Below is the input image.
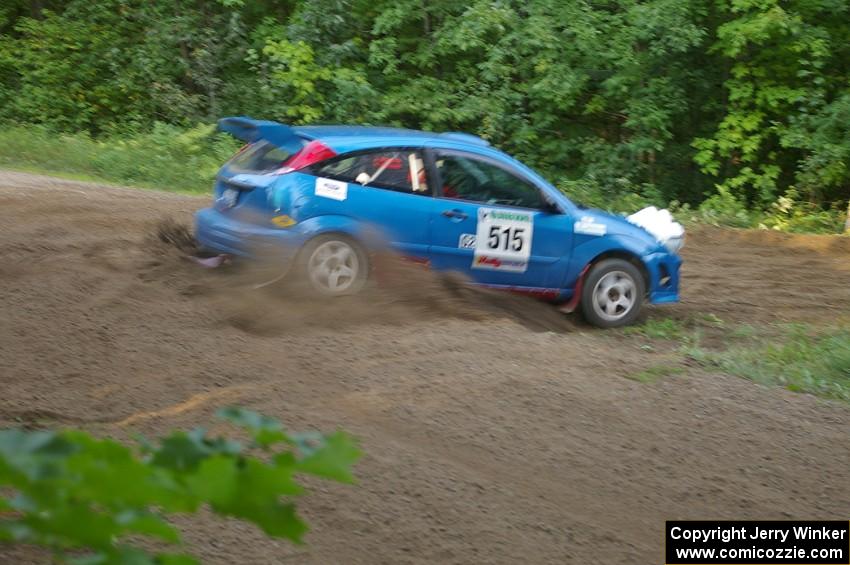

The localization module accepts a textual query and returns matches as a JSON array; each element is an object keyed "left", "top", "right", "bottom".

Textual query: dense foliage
[
  {"left": 0, "top": 408, "right": 360, "bottom": 564},
  {"left": 0, "top": 0, "right": 848, "bottom": 228}
]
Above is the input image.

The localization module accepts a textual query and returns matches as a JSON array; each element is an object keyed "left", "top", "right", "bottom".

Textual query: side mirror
[{"left": 541, "top": 198, "right": 562, "bottom": 214}]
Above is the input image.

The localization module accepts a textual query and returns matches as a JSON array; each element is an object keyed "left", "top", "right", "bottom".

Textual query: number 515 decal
[
  {"left": 488, "top": 225, "right": 525, "bottom": 252},
  {"left": 474, "top": 208, "right": 534, "bottom": 273}
]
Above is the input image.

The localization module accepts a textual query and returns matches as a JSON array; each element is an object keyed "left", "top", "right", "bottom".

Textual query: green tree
[
  {"left": 694, "top": 0, "right": 850, "bottom": 206},
  {"left": 0, "top": 0, "right": 848, "bottom": 223}
]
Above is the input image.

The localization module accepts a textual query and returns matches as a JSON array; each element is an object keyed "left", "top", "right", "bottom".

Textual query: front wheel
[
  {"left": 580, "top": 259, "right": 645, "bottom": 328},
  {"left": 299, "top": 234, "right": 369, "bottom": 296}
]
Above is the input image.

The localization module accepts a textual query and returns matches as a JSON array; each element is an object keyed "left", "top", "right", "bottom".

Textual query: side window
[
  {"left": 312, "top": 150, "right": 429, "bottom": 194},
  {"left": 435, "top": 154, "right": 544, "bottom": 209}
]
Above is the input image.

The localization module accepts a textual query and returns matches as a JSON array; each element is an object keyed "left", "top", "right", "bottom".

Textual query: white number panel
[{"left": 472, "top": 208, "right": 534, "bottom": 273}]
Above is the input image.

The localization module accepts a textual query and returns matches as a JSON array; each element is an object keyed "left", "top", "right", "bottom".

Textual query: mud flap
[
  {"left": 190, "top": 254, "right": 231, "bottom": 269},
  {"left": 558, "top": 265, "right": 590, "bottom": 314}
]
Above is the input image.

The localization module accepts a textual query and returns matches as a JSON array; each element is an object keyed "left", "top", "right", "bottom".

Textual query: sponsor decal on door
[
  {"left": 458, "top": 233, "right": 477, "bottom": 249},
  {"left": 315, "top": 177, "right": 348, "bottom": 201},
  {"left": 574, "top": 215, "right": 607, "bottom": 236},
  {"left": 472, "top": 208, "right": 533, "bottom": 273}
]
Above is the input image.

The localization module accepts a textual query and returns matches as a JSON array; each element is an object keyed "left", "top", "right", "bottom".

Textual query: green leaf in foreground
[
  {"left": 217, "top": 407, "right": 290, "bottom": 448},
  {"left": 0, "top": 408, "right": 360, "bottom": 562},
  {"left": 296, "top": 431, "right": 362, "bottom": 484}
]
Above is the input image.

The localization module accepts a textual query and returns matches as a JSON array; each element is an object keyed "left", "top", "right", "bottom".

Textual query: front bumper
[
  {"left": 194, "top": 207, "right": 307, "bottom": 260},
  {"left": 644, "top": 251, "right": 682, "bottom": 304}
]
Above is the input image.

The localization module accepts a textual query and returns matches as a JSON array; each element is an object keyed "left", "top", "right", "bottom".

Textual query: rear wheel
[
  {"left": 580, "top": 259, "right": 645, "bottom": 328},
  {"left": 299, "top": 234, "right": 369, "bottom": 296}
]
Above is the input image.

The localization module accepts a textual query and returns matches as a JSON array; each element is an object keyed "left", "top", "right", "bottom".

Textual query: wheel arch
[
  {"left": 587, "top": 249, "right": 650, "bottom": 295},
  {"left": 294, "top": 214, "right": 386, "bottom": 256}
]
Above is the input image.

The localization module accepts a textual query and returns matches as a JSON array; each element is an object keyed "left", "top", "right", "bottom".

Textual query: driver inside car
[{"left": 436, "top": 158, "right": 463, "bottom": 199}]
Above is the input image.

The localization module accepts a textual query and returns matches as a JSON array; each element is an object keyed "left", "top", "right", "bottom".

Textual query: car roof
[
  {"left": 289, "top": 124, "right": 568, "bottom": 208},
  {"left": 291, "top": 125, "right": 491, "bottom": 153}
]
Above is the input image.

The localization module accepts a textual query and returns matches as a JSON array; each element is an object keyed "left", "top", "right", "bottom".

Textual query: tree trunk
[{"left": 845, "top": 200, "right": 850, "bottom": 234}]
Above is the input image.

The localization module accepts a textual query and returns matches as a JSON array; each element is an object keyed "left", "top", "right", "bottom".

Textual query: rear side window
[
  {"left": 227, "top": 140, "right": 303, "bottom": 173},
  {"left": 311, "top": 150, "right": 430, "bottom": 194}
]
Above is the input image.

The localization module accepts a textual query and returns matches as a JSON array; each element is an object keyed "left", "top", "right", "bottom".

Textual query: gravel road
[{"left": 1, "top": 170, "right": 848, "bottom": 564}]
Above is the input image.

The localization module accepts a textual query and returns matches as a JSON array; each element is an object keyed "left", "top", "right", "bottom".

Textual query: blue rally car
[{"left": 195, "top": 117, "right": 682, "bottom": 327}]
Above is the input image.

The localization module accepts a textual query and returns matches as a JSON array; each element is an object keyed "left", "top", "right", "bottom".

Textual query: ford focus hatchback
[{"left": 195, "top": 117, "right": 682, "bottom": 327}]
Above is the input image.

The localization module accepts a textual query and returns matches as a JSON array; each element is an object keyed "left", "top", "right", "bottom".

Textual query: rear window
[{"left": 227, "top": 140, "right": 304, "bottom": 173}]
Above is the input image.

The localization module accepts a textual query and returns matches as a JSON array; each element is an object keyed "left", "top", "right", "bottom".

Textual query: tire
[
  {"left": 580, "top": 258, "right": 645, "bottom": 328},
  {"left": 297, "top": 234, "right": 369, "bottom": 297}
]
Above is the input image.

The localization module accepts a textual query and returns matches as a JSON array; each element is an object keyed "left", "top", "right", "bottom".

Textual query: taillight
[{"left": 274, "top": 140, "right": 337, "bottom": 174}]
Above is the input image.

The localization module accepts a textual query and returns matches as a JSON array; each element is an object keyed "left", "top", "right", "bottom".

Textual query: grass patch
[
  {"left": 693, "top": 325, "right": 850, "bottom": 401},
  {"left": 628, "top": 365, "right": 685, "bottom": 383},
  {"left": 728, "top": 324, "right": 758, "bottom": 339},
  {"left": 0, "top": 122, "right": 239, "bottom": 193},
  {"left": 693, "top": 312, "right": 725, "bottom": 328},
  {"left": 624, "top": 317, "right": 687, "bottom": 340}
]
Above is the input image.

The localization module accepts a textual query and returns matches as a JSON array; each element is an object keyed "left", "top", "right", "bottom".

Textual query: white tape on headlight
[{"left": 627, "top": 206, "right": 685, "bottom": 252}]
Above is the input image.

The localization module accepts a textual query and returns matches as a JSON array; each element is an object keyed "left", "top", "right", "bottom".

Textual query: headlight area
[{"left": 663, "top": 234, "right": 684, "bottom": 254}]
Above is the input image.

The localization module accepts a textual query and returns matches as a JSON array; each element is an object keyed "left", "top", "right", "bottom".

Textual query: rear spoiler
[{"left": 217, "top": 116, "right": 305, "bottom": 155}]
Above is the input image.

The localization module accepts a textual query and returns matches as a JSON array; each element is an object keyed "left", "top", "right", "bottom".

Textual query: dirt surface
[{"left": 1, "top": 170, "right": 849, "bottom": 564}]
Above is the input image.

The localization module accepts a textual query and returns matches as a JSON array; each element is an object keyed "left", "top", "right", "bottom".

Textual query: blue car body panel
[{"left": 196, "top": 118, "right": 681, "bottom": 304}]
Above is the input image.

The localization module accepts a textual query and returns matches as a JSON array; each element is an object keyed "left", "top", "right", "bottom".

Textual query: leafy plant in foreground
[{"left": 0, "top": 408, "right": 360, "bottom": 564}]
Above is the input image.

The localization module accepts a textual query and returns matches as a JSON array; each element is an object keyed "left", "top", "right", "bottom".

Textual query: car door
[
  {"left": 307, "top": 148, "right": 434, "bottom": 258},
  {"left": 427, "top": 149, "right": 573, "bottom": 289}
]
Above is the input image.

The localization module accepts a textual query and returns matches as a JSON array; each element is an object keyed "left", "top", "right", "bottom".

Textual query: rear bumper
[{"left": 194, "top": 207, "right": 307, "bottom": 259}]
